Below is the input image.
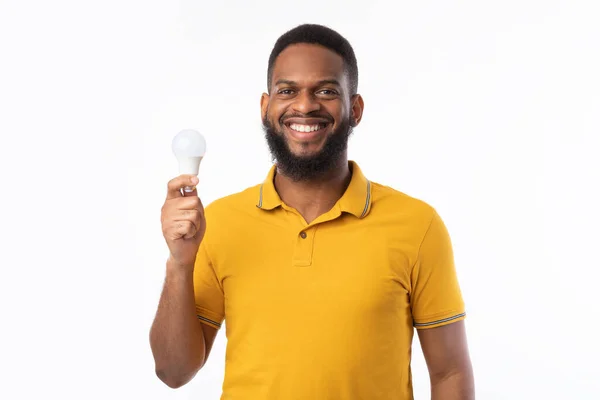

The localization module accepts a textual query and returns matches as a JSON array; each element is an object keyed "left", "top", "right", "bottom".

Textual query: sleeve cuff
[
  {"left": 195, "top": 307, "right": 224, "bottom": 330},
  {"left": 413, "top": 311, "right": 466, "bottom": 330}
]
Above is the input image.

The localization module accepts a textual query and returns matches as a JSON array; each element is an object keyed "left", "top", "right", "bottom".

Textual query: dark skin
[
  {"left": 259, "top": 43, "right": 475, "bottom": 399},
  {"left": 419, "top": 322, "right": 475, "bottom": 399},
  {"left": 260, "top": 43, "right": 364, "bottom": 224}
]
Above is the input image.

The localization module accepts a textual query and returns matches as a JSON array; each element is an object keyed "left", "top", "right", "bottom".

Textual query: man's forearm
[
  {"left": 149, "top": 260, "right": 206, "bottom": 388},
  {"left": 431, "top": 369, "right": 475, "bottom": 400}
]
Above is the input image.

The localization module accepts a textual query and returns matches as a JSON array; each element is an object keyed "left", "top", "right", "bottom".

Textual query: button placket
[{"left": 292, "top": 227, "right": 316, "bottom": 267}]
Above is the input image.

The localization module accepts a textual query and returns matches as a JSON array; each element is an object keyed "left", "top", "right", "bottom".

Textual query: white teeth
[{"left": 290, "top": 124, "right": 322, "bottom": 133}]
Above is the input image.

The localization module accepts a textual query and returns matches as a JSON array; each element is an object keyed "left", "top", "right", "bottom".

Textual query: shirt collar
[{"left": 256, "top": 160, "right": 372, "bottom": 219}]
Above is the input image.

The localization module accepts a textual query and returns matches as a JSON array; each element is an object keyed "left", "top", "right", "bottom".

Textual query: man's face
[{"left": 261, "top": 43, "right": 363, "bottom": 181}]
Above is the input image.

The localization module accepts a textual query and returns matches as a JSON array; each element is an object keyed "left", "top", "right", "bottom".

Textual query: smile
[
  {"left": 288, "top": 123, "right": 328, "bottom": 133},
  {"left": 283, "top": 121, "right": 330, "bottom": 141}
]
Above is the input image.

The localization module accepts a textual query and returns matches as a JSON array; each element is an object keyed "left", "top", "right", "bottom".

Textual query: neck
[{"left": 274, "top": 156, "right": 351, "bottom": 224}]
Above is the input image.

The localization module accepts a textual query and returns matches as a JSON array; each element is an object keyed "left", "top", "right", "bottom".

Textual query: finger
[
  {"left": 174, "top": 219, "right": 197, "bottom": 240},
  {"left": 166, "top": 175, "right": 199, "bottom": 200},
  {"left": 173, "top": 209, "right": 201, "bottom": 233},
  {"left": 172, "top": 221, "right": 196, "bottom": 240},
  {"left": 162, "top": 198, "right": 203, "bottom": 229},
  {"left": 171, "top": 196, "right": 204, "bottom": 212},
  {"left": 177, "top": 209, "right": 200, "bottom": 221},
  {"left": 184, "top": 229, "right": 197, "bottom": 240}
]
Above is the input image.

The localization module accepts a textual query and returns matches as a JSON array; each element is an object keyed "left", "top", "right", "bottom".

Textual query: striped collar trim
[{"left": 256, "top": 161, "right": 373, "bottom": 219}]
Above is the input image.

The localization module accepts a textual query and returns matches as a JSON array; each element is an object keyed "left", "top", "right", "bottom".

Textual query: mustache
[{"left": 278, "top": 112, "right": 333, "bottom": 125}]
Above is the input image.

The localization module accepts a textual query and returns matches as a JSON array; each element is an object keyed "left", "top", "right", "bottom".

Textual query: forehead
[{"left": 271, "top": 43, "right": 347, "bottom": 87}]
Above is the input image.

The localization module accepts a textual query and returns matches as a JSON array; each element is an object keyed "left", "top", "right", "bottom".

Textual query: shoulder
[
  {"left": 203, "top": 183, "right": 261, "bottom": 220},
  {"left": 368, "top": 181, "right": 450, "bottom": 247},
  {"left": 369, "top": 181, "right": 437, "bottom": 222}
]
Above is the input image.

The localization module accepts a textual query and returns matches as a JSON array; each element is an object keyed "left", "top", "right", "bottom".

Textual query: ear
[
  {"left": 260, "top": 93, "right": 270, "bottom": 121},
  {"left": 350, "top": 94, "right": 364, "bottom": 127}
]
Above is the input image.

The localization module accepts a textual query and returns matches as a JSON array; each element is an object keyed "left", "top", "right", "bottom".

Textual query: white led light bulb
[{"left": 172, "top": 129, "right": 206, "bottom": 192}]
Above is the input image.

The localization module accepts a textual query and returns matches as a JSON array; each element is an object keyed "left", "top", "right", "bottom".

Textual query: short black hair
[{"left": 267, "top": 24, "right": 358, "bottom": 95}]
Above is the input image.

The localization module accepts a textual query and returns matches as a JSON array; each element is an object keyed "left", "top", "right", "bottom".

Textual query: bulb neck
[{"left": 178, "top": 156, "right": 203, "bottom": 175}]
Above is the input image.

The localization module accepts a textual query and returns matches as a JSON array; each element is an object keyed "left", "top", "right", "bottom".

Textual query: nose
[{"left": 291, "top": 91, "right": 321, "bottom": 114}]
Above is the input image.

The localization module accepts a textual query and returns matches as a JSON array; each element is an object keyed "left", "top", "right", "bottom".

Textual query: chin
[{"left": 286, "top": 140, "right": 326, "bottom": 158}]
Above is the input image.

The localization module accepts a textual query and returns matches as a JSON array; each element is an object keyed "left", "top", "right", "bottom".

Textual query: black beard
[{"left": 262, "top": 116, "right": 353, "bottom": 182}]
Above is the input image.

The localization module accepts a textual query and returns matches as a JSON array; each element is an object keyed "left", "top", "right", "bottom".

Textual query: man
[{"left": 150, "top": 24, "right": 474, "bottom": 399}]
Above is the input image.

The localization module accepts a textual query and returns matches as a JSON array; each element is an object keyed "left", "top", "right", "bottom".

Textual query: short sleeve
[
  {"left": 410, "top": 209, "right": 466, "bottom": 330},
  {"left": 193, "top": 237, "right": 225, "bottom": 330}
]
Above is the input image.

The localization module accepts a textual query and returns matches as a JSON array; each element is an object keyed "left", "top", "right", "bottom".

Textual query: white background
[{"left": 1, "top": 0, "right": 598, "bottom": 399}]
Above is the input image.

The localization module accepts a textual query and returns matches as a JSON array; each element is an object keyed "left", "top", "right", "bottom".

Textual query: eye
[
  {"left": 317, "top": 89, "right": 339, "bottom": 97},
  {"left": 277, "top": 88, "right": 295, "bottom": 95}
]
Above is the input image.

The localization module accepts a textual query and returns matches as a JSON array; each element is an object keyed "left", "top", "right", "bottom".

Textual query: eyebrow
[{"left": 274, "top": 79, "right": 342, "bottom": 87}]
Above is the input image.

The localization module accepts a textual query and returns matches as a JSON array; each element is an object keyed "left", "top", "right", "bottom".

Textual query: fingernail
[{"left": 191, "top": 176, "right": 199, "bottom": 184}]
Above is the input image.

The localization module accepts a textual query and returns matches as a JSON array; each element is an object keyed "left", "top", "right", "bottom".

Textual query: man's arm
[
  {"left": 417, "top": 320, "right": 475, "bottom": 400},
  {"left": 149, "top": 259, "right": 219, "bottom": 388}
]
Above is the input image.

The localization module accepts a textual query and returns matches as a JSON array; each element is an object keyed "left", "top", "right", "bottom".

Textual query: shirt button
[{"left": 300, "top": 231, "right": 307, "bottom": 239}]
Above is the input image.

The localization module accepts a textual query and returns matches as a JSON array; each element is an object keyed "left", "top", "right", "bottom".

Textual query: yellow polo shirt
[{"left": 193, "top": 161, "right": 466, "bottom": 399}]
